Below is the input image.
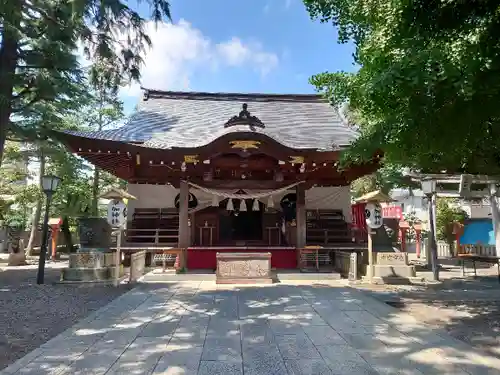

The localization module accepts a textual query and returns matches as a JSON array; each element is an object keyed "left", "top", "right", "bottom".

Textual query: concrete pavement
[{"left": 2, "top": 280, "right": 500, "bottom": 375}]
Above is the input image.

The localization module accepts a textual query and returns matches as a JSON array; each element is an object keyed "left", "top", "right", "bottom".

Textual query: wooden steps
[{"left": 306, "top": 209, "right": 352, "bottom": 246}]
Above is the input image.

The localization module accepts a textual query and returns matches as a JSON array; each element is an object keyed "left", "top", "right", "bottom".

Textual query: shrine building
[{"left": 54, "top": 90, "right": 379, "bottom": 270}]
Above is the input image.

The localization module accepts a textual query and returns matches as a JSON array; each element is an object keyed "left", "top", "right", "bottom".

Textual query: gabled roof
[{"left": 65, "top": 89, "right": 358, "bottom": 151}]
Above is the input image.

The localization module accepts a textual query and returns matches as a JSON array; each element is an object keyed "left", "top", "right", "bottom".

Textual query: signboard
[
  {"left": 365, "top": 202, "right": 383, "bottom": 229},
  {"left": 107, "top": 199, "right": 127, "bottom": 227}
]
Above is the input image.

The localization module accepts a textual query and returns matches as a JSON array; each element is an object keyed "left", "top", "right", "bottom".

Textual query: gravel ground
[
  {"left": 354, "top": 271, "right": 500, "bottom": 357},
  {"left": 0, "top": 265, "right": 131, "bottom": 370}
]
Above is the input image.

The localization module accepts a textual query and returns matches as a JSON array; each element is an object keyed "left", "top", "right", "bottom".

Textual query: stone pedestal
[
  {"left": 61, "top": 252, "right": 117, "bottom": 282},
  {"left": 372, "top": 252, "right": 416, "bottom": 283},
  {"left": 62, "top": 218, "right": 116, "bottom": 282},
  {"left": 216, "top": 252, "right": 273, "bottom": 284}
]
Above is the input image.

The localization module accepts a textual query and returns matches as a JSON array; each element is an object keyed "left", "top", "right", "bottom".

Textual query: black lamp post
[
  {"left": 37, "top": 174, "right": 61, "bottom": 285},
  {"left": 422, "top": 178, "right": 439, "bottom": 281}
]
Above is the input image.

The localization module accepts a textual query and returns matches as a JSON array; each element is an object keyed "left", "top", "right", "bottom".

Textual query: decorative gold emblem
[
  {"left": 183, "top": 155, "right": 199, "bottom": 164},
  {"left": 289, "top": 156, "right": 304, "bottom": 164},
  {"left": 229, "top": 140, "right": 261, "bottom": 150}
]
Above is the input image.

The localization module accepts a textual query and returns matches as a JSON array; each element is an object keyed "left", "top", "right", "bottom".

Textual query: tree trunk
[
  {"left": 0, "top": 17, "right": 20, "bottom": 167},
  {"left": 61, "top": 216, "right": 74, "bottom": 252},
  {"left": 26, "top": 151, "right": 46, "bottom": 255},
  {"left": 91, "top": 167, "right": 100, "bottom": 216},
  {"left": 91, "top": 103, "right": 104, "bottom": 215}
]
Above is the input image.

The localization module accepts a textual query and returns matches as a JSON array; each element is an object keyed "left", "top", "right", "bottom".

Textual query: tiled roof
[{"left": 65, "top": 90, "right": 358, "bottom": 150}]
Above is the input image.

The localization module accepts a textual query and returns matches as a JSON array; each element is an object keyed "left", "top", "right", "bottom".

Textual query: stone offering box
[
  {"left": 216, "top": 252, "right": 273, "bottom": 284},
  {"left": 373, "top": 252, "right": 416, "bottom": 280}
]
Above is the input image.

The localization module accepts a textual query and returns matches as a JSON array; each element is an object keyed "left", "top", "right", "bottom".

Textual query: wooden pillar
[
  {"left": 296, "top": 184, "right": 306, "bottom": 249},
  {"left": 178, "top": 181, "right": 190, "bottom": 268}
]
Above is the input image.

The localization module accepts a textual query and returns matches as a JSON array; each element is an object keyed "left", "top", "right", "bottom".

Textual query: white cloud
[
  {"left": 115, "top": 19, "right": 279, "bottom": 97},
  {"left": 216, "top": 37, "right": 278, "bottom": 76}
]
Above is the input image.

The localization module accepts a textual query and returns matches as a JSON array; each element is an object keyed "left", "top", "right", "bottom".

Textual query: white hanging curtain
[{"left": 226, "top": 199, "right": 234, "bottom": 211}]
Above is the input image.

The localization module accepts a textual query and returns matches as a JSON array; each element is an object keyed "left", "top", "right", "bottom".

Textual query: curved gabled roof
[{"left": 65, "top": 89, "right": 358, "bottom": 150}]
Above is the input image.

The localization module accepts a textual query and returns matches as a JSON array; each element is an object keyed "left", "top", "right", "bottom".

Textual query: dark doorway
[{"left": 219, "top": 198, "right": 264, "bottom": 243}]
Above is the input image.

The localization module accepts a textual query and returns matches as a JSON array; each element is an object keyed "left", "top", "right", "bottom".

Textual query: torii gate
[{"left": 407, "top": 173, "right": 500, "bottom": 280}]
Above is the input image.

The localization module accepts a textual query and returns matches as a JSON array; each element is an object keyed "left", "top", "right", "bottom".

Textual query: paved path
[{"left": 2, "top": 281, "right": 500, "bottom": 375}]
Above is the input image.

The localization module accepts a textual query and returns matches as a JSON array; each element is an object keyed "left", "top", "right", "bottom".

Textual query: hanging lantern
[
  {"left": 226, "top": 198, "right": 234, "bottom": 211},
  {"left": 267, "top": 196, "right": 274, "bottom": 208},
  {"left": 252, "top": 199, "right": 260, "bottom": 211},
  {"left": 239, "top": 199, "right": 247, "bottom": 212},
  {"left": 211, "top": 195, "right": 219, "bottom": 207}
]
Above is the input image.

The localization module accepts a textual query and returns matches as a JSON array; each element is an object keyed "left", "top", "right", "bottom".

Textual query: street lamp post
[
  {"left": 422, "top": 178, "right": 439, "bottom": 281},
  {"left": 37, "top": 175, "right": 61, "bottom": 285}
]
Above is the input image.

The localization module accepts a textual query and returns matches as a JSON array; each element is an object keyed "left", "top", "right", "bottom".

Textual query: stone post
[{"left": 414, "top": 222, "right": 422, "bottom": 258}]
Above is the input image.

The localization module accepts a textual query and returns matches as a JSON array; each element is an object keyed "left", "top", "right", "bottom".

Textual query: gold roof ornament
[
  {"left": 229, "top": 140, "right": 261, "bottom": 150},
  {"left": 289, "top": 156, "right": 305, "bottom": 164},
  {"left": 184, "top": 155, "right": 199, "bottom": 164}
]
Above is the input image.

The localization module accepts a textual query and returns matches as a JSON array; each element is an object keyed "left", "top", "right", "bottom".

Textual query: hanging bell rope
[
  {"left": 226, "top": 198, "right": 234, "bottom": 211},
  {"left": 252, "top": 199, "right": 260, "bottom": 211}
]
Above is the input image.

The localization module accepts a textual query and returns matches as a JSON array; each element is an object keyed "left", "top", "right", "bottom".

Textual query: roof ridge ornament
[{"left": 224, "top": 103, "right": 265, "bottom": 130}]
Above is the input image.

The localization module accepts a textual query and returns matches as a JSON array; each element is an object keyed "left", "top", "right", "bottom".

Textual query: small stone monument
[
  {"left": 355, "top": 190, "right": 415, "bottom": 284},
  {"left": 61, "top": 217, "right": 116, "bottom": 282}
]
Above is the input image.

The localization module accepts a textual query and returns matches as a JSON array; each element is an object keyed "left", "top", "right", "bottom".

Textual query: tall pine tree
[{"left": 0, "top": 0, "right": 171, "bottom": 165}]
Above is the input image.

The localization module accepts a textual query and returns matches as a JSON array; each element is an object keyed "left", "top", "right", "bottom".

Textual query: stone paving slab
[{"left": 2, "top": 281, "right": 500, "bottom": 375}]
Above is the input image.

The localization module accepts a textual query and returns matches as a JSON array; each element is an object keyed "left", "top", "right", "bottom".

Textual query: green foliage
[
  {"left": 435, "top": 198, "right": 468, "bottom": 245},
  {"left": 351, "top": 164, "right": 415, "bottom": 198},
  {"left": 0, "top": 0, "right": 172, "bottom": 165},
  {"left": 304, "top": 0, "right": 500, "bottom": 174}
]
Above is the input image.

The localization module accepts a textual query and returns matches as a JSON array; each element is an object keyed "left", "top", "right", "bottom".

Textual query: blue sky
[{"left": 120, "top": 0, "right": 357, "bottom": 113}]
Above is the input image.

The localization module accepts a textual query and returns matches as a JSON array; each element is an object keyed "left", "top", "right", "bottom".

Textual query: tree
[
  {"left": 303, "top": 0, "right": 500, "bottom": 174},
  {"left": 350, "top": 164, "right": 415, "bottom": 199},
  {"left": 82, "top": 64, "right": 126, "bottom": 216},
  {"left": 435, "top": 198, "right": 468, "bottom": 255},
  {"left": 0, "top": 0, "right": 172, "bottom": 166}
]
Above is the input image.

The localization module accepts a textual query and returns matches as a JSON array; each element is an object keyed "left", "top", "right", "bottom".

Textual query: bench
[{"left": 457, "top": 252, "right": 500, "bottom": 282}]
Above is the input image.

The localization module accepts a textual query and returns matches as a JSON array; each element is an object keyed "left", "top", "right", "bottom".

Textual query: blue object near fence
[{"left": 460, "top": 219, "right": 494, "bottom": 246}]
